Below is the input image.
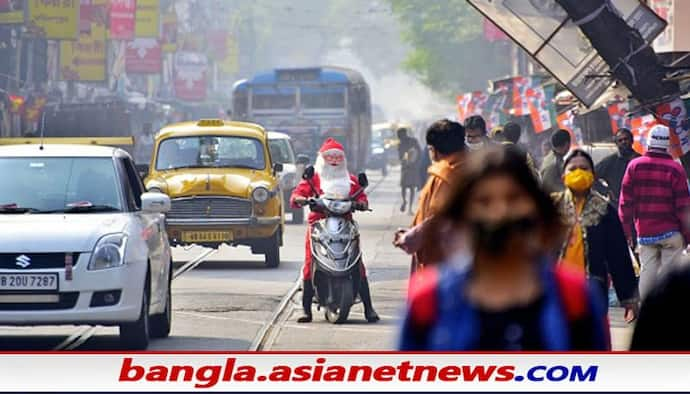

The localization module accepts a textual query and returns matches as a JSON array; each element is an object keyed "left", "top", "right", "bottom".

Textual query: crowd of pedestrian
[{"left": 392, "top": 114, "right": 690, "bottom": 351}]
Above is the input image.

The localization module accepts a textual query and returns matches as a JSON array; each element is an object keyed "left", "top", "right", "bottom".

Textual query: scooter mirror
[
  {"left": 357, "top": 172, "right": 369, "bottom": 188},
  {"left": 303, "top": 165, "right": 315, "bottom": 180}
]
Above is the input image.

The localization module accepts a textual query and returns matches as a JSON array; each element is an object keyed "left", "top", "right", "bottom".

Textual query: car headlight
[
  {"left": 372, "top": 147, "right": 385, "bottom": 154},
  {"left": 252, "top": 186, "right": 270, "bottom": 203},
  {"left": 89, "top": 233, "right": 128, "bottom": 271}
]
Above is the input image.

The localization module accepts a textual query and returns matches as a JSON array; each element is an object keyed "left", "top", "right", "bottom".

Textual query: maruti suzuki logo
[{"left": 15, "top": 254, "right": 31, "bottom": 268}]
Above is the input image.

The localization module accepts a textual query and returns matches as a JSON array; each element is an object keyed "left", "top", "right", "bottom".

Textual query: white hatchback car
[{"left": 0, "top": 144, "right": 172, "bottom": 350}]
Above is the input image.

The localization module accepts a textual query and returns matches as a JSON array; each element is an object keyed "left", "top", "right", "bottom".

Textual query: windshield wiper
[
  {"left": 56, "top": 205, "right": 121, "bottom": 214},
  {"left": 0, "top": 207, "right": 42, "bottom": 214}
]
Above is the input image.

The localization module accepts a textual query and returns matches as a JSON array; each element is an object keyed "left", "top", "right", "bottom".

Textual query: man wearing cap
[
  {"left": 291, "top": 138, "right": 379, "bottom": 323},
  {"left": 619, "top": 124, "right": 690, "bottom": 299}
]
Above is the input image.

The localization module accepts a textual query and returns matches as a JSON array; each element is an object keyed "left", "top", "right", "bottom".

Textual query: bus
[{"left": 231, "top": 66, "right": 372, "bottom": 172}]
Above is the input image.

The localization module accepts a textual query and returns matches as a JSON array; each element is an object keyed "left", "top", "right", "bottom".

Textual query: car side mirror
[
  {"left": 273, "top": 162, "right": 283, "bottom": 174},
  {"left": 358, "top": 172, "right": 369, "bottom": 188},
  {"left": 296, "top": 154, "right": 310, "bottom": 166},
  {"left": 141, "top": 192, "right": 171, "bottom": 213},
  {"left": 136, "top": 164, "right": 149, "bottom": 179},
  {"left": 303, "top": 165, "right": 315, "bottom": 180}
]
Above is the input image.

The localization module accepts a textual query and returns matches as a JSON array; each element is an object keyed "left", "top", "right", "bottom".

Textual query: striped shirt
[{"left": 618, "top": 151, "right": 690, "bottom": 243}]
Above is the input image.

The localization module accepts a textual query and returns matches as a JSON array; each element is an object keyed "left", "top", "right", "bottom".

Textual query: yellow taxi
[{"left": 144, "top": 119, "right": 284, "bottom": 267}]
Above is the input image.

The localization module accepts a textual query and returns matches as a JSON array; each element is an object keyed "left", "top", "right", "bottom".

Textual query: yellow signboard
[
  {"left": 161, "top": 11, "right": 177, "bottom": 52},
  {"left": 60, "top": 20, "right": 106, "bottom": 81},
  {"left": 219, "top": 35, "right": 239, "bottom": 75},
  {"left": 28, "top": 0, "right": 79, "bottom": 39},
  {"left": 135, "top": 0, "right": 159, "bottom": 38}
]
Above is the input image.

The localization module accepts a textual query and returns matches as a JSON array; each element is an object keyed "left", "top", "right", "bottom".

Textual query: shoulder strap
[{"left": 553, "top": 266, "right": 588, "bottom": 321}]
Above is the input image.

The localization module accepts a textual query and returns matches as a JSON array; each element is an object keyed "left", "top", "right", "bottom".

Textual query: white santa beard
[{"left": 315, "top": 154, "right": 351, "bottom": 198}]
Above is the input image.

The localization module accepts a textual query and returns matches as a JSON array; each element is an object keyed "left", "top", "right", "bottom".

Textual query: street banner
[
  {"left": 207, "top": 30, "right": 229, "bottom": 61},
  {"left": 557, "top": 107, "right": 583, "bottom": 146},
  {"left": 28, "top": 0, "right": 80, "bottom": 39},
  {"left": 456, "top": 91, "right": 487, "bottom": 123},
  {"left": 160, "top": 11, "right": 176, "bottom": 52},
  {"left": 60, "top": 2, "right": 107, "bottom": 81},
  {"left": 630, "top": 114, "right": 657, "bottom": 154},
  {"left": 655, "top": 97, "right": 690, "bottom": 158},
  {"left": 135, "top": 0, "right": 159, "bottom": 38},
  {"left": 126, "top": 38, "right": 162, "bottom": 73},
  {"left": 219, "top": 34, "right": 240, "bottom": 75},
  {"left": 174, "top": 51, "right": 208, "bottom": 101},
  {"left": 3, "top": 352, "right": 690, "bottom": 391},
  {"left": 608, "top": 100, "right": 632, "bottom": 134},
  {"left": 0, "top": 0, "right": 24, "bottom": 24},
  {"left": 109, "top": 0, "right": 136, "bottom": 40}
]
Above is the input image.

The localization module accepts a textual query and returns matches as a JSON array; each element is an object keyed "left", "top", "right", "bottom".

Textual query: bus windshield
[{"left": 301, "top": 86, "right": 346, "bottom": 110}]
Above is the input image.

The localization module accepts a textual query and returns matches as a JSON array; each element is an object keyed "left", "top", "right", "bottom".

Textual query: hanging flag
[
  {"left": 654, "top": 97, "right": 690, "bottom": 158},
  {"left": 557, "top": 108, "right": 583, "bottom": 147},
  {"left": 512, "top": 77, "right": 532, "bottom": 116},
  {"left": 457, "top": 92, "right": 487, "bottom": 123},
  {"left": 526, "top": 84, "right": 555, "bottom": 133},
  {"left": 630, "top": 114, "right": 657, "bottom": 154},
  {"left": 607, "top": 100, "right": 631, "bottom": 134}
]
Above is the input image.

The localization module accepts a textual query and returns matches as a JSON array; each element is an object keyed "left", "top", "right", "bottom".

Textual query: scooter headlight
[{"left": 324, "top": 199, "right": 351, "bottom": 215}]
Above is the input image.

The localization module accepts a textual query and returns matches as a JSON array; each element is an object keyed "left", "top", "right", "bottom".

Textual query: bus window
[
  {"left": 251, "top": 87, "right": 296, "bottom": 110},
  {"left": 301, "top": 86, "right": 346, "bottom": 110}
]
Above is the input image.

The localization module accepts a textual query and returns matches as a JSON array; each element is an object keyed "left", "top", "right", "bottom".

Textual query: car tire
[
  {"left": 291, "top": 207, "right": 304, "bottom": 224},
  {"left": 119, "top": 273, "right": 150, "bottom": 350},
  {"left": 264, "top": 230, "right": 281, "bottom": 268},
  {"left": 150, "top": 262, "right": 172, "bottom": 339}
]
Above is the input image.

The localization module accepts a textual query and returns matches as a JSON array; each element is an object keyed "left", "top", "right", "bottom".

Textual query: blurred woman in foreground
[{"left": 398, "top": 146, "right": 609, "bottom": 351}]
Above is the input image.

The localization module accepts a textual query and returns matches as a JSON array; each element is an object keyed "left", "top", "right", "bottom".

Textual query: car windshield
[
  {"left": 156, "top": 136, "right": 266, "bottom": 171},
  {"left": 0, "top": 157, "right": 122, "bottom": 213},
  {"left": 268, "top": 138, "right": 295, "bottom": 164}
]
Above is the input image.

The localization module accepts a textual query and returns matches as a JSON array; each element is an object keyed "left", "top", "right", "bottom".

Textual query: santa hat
[
  {"left": 320, "top": 138, "right": 344, "bottom": 154},
  {"left": 647, "top": 124, "right": 670, "bottom": 151}
]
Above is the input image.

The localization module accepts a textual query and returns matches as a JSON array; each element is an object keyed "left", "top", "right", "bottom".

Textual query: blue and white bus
[{"left": 231, "top": 67, "right": 372, "bottom": 172}]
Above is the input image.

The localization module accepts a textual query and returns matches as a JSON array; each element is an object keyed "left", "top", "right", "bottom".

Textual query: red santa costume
[{"left": 290, "top": 138, "right": 378, "bottom": 323}]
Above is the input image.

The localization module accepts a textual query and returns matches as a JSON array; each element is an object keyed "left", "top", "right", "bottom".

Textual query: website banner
[{"left": 0, "top": 352, "right": 689, "bottom": 392}]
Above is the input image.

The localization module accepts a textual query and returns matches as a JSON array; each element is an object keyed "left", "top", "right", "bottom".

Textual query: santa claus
[{"left": 290, "top": 138, "right": 379, "bottom": 323}]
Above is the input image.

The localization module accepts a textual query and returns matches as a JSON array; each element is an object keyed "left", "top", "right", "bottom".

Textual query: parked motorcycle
[{"left": 302, "top": 165, "right": 370, "bottom": 323}]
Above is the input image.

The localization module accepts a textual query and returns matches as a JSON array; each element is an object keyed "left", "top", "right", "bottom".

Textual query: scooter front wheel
[{"left": 324, "top": 278, "right": 354, "bottom": 324}]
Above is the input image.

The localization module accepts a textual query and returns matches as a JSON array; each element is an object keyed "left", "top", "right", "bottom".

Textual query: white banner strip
[{"left": 1, "top": 353, "right": 689, "bottom": 392}]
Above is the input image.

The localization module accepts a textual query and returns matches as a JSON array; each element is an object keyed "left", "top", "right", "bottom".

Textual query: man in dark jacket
[
  {"left": 594, "top": 128, "right": 640, "bottom": 205},
  {"left": 540, "top": 129, "right": 571, "bottom": 194}
]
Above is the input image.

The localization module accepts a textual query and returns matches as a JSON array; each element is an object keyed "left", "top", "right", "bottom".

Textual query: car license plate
[
  {"left": 0, "top": 273, "right": 58, "bottom": 291},
  {"left": 182, "top": 231, "right": 233, "bottom": 242}
]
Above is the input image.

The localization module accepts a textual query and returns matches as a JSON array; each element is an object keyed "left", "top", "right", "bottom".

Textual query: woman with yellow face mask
[{"left": 552, "top": 149, "right": 639, "bottom": 328}]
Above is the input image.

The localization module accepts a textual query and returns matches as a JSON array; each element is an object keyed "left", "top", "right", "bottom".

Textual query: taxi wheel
[
  {"left": 120, "top": 273, "right": 150, "bottom": 350},
  {"left": 264, "top": 230, "right": 281, "bottom": 268},
  {"left": 150, "top": 262, "right": 172, "bottom": 339}
]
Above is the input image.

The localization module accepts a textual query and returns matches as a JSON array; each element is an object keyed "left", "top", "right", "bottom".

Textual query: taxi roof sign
[{"left": 197, "top": 119, "right": 225, "bottom": 127}]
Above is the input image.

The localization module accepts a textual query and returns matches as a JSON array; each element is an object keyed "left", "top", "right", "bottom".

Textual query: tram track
[{"left": 53, "top": 248, "right": 218, "bottom": 351}]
